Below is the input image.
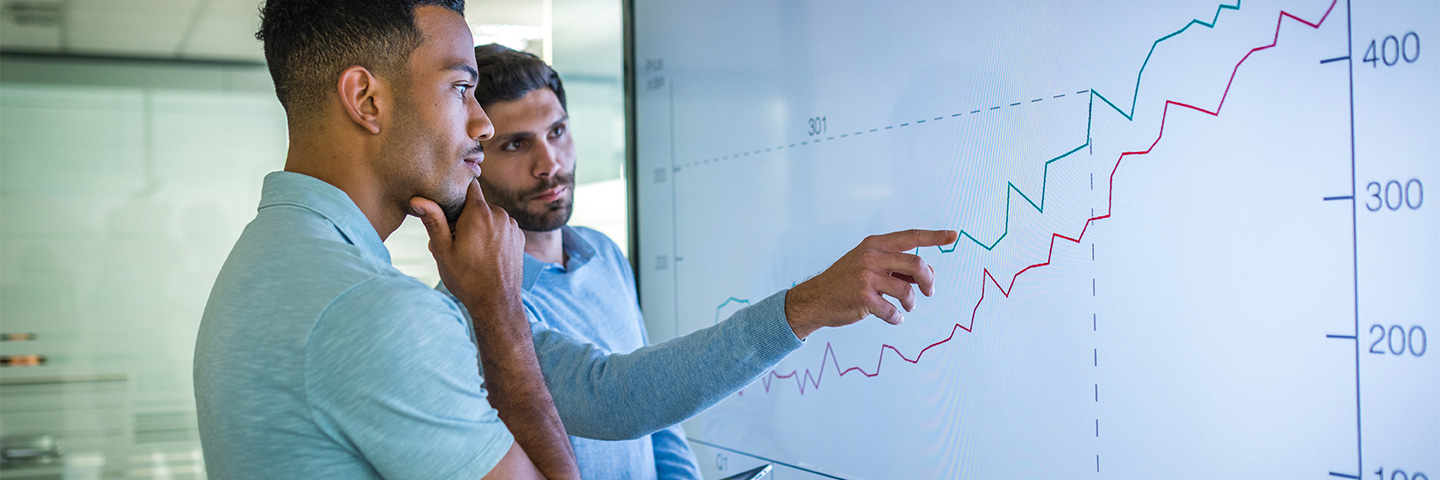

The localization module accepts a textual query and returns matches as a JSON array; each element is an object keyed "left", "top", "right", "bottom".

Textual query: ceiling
[
  {"left": 0, "top": 0, "right": 618, "bottom": 77},
  {"left": 1, "top": 0, "right": 265, "bottom": 61}
]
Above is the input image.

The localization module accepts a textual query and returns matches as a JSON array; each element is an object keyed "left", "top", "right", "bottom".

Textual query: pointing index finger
[{"left": 873, "top": 229, "right": 959, "bottom": 252}]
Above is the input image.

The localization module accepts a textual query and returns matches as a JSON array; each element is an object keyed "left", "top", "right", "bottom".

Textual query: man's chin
[
  {"left": 440, "top": 200, "right": 465, "bottom": 225},
  {"left": 516, "top": 207, "right": 571, "bottom": 232}
]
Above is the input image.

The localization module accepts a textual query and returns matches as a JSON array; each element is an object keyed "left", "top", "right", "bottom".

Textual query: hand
[
  {"left": 413, "top": 181, "right": 581, "bottom": 479},
  {"left": 784, "top": 229, "right": 960, "bottom": 339},
  {"left": 409, "top": 179, "right": 526, "bottom": 311}
]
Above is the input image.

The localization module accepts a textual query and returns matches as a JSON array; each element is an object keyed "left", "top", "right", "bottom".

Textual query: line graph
[
  {"left": 718, "top": 0, "right": 1343, "bottom": 395},
  {"left": 685, "top": 2, "right": 1247, "bottom": 255}
]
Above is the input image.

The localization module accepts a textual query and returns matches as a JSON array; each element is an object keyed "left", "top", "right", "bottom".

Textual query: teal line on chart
[
  {"left": 711, "top": 0, "right": 1248, "bottom": 312},
  {"left": 1089, "top": 0, "right": 1243, "bottom": 139},
  {"left": 714, "top": 297, "right": 751, "bottom": 324},
  {"left": 941, "top": 0, "right": 1242, "bottom": 253}
]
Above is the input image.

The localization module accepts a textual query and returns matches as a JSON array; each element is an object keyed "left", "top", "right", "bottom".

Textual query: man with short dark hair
[
  {"left": 195, "top": 1, "right": 577, "bottom": 478},
  {"left": 455, "top": 45, "right": 962, "bottom": 479},
  {"left": 465, "top": 44, "right": 702, "bottom": 479}
]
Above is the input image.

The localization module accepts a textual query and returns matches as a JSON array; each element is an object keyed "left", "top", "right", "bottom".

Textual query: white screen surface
[{"left": 631, "top": 1, "right": 1438, "bottom": 478}]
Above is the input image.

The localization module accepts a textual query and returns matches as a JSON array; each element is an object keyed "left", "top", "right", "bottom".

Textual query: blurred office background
[{"left": 0, "top": 0, "right": 627, "bottom": 477}]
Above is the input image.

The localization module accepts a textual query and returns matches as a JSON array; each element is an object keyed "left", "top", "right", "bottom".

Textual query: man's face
[
  {"left": 377, "top": 6, "right": 492, "bottom": 223},
  {"left": 475, "top": 87, "right": 575, "bottom": 232}
]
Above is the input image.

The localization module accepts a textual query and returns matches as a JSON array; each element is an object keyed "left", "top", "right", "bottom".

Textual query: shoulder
[
  {"left": 304, "top": 274, "right": 481, "bottom": 404},
  {"left": 571, "top": 226, "right": 624, "bottom": 257},
  {"left": 222, "top": 206, "right": 391, "bottom": 290},
  {"left": 570, "top": 226, "right": 632, "bottom": 277},
  {"left": 315, "top": 275, "right": 467, "bottom": 346}
]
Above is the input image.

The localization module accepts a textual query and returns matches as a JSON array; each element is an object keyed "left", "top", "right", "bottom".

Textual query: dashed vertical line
[{"left": 1093, "top": 240, "right": 1100, "bottom": 473}]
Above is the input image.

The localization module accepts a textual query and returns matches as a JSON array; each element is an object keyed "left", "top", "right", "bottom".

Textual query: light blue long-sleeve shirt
[
  {"left": 518, "top": 226, "right": 701, "bottom": 480},
  {"left": 194, "top": 172, "right": 513, "bottom": 479},
  {"left": 441, "top": 238, "right": 805, "bottom": 444},
  {"left": 444, "top": 273, "right": 801, "bottom": 443}
]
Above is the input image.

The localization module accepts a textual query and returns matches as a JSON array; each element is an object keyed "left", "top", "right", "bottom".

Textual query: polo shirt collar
[
  {"left": 258, "top": 171, "right": 392, "bottom": 265},
  {"left": 521, "top": 225, "right": 598, "bottom": 291}
]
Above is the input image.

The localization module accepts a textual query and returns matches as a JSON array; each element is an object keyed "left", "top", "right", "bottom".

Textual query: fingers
[
  {"left": 458, "top": 179, "right": 489, "bottom": 225},
  {"left": 867, "top": 293, "right": 904, "bottom": 325},
  {"left": 874, "top": 252, "right": 937, "bottom": 297},
  {"left": 866, "top": 229, "right": 960, "bottom": 252},
  {"left": 870, "top": 272, "right": 917, "bottom": 312},
  {"left": 468, "top": 178, "right": 489, "bottom": 205},
  {"left": 409, "top": 196, "right": 452, "bottom": 252}
]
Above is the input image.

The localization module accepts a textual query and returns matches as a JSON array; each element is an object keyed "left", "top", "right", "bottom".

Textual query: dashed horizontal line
[{"left": 679, "top": 88, "right": 1082, "bottom": 169}]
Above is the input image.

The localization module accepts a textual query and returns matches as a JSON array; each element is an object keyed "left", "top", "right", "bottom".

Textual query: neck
[
  {"left": 282, "top": 133, "right": 405, "bottom": 241},
  {"left": 523, "top": 227, "right": 565, "bottom": 265}
]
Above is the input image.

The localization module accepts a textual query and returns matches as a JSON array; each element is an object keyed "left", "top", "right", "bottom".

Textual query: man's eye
[
  {"left": 503, "top": 140, "right": 524, "bottom": 151},
  {"left": 456, "top": 84, "right": 472, "bottom": 95},
  {"left": 551, "top": 125, "right": 566, "bottom": 137}
]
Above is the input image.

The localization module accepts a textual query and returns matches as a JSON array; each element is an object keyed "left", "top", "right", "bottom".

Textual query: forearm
[
  {"left": 538, "top": 290, "right": 802, "bottom": 440},
  {"left": 470, "top": 299, "right": 579, "bottom": 480}
]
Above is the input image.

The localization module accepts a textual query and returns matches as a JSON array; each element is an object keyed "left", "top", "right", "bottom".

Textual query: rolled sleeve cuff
[{"left": 738, "top": 290, "right": 805, "bottom": 366}]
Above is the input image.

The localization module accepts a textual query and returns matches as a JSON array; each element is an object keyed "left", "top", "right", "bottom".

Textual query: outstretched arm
[{"left": 524, "top": 229, "right": 960, "bottom": 440}]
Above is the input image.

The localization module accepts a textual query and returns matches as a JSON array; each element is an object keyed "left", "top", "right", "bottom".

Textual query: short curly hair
[
  {"left": 472, "top": 43, "right": 567, "bottom": 111},
  {"left": 256, "top": 0, "right": 466, "bottom": 121}
]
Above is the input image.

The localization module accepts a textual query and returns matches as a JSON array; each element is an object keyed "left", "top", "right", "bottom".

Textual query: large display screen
[{"left": 630, "top": 0, "right": 1437, "bottom": 478}]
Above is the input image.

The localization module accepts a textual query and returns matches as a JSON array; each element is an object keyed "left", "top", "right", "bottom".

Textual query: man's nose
[
  {"left": 469, "top": 101, "right": 494, "bottom": 142},
  {"left": 533, "top": 142, "right": 561, "bottom": 178}
]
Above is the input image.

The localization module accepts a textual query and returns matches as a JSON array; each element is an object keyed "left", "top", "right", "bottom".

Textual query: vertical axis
[
  {"left": 669, "top": 80, "right": 681, "bottom": 336},
  {"left": 1344, "top": 0, "right": 1363, "bottom": 475}
]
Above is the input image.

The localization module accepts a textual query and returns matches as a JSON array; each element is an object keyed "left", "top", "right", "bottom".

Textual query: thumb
[{"left": 409, "top": 196, "right": 452, "bottom": 252}]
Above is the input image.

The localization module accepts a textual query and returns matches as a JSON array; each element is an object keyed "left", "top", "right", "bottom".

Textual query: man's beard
[
  {"left": 479, "top": 173, "right": 575, "bottom": 232},
  {"left": 440, "top": 195, "right": 467, "bottom": 225}
]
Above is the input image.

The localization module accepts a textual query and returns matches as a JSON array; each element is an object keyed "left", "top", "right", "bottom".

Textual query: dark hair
[
  {"left": 472, "top": 44, "right": 567, "bottom": 111},
  {"left": 256, "top": 0, "right": 466, "bottom": 120}
]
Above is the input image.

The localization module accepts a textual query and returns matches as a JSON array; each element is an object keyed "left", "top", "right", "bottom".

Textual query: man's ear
[{"left": 336, "top": 66, "right": 387, "bottom": 135}]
